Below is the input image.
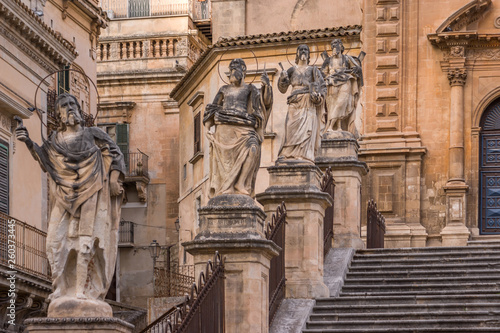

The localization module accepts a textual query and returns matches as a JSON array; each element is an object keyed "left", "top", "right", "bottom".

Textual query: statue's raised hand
[
  {"left": 14, "top": 116, "right": 31, "bottom": 143},
  {"left": 261, "top": 70, "right": 270, "bottom": 87}
]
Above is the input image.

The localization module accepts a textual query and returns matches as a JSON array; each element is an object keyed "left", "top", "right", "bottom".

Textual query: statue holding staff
[{"left": 15, "top": 93, "right": 125, "bottom": 317}]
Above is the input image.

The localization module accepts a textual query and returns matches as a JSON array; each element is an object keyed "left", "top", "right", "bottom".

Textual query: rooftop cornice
[
  {"left": 0, "top": 0, "right": 78, "bottom": 68},
  {"left": 67, "top": 0, "right": 108, "bottom": 30},
  {"left": 170, "top": 25, "right": 362, "bottom": 99}
]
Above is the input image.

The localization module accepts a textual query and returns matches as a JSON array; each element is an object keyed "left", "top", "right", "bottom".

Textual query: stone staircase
[{"left": 303, "top": 245, "right": 500, "bottom": 332}]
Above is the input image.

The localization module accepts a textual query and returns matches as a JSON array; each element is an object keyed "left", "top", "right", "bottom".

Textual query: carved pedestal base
[
  {"left": 24, "top": 317, "right": 134, "bottom": 333},
  {"left": 48, "top": 297, "right": 113, "bottom": 318},
  {"left": 183, "top": 195, "right": 279, "bottom": 333},
  {"left": 256, "top": 164, "right": 331, "bottom": 299},
  {"left": 316, "top": 131, "right": 368, "bottom": 249},
  {"left": 441, "top": 182, "right": 470, "bottom": 247}
]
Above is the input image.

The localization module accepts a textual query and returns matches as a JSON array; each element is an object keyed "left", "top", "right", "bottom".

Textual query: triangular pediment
[{"left": 436, "top": 0, "right": 491, "bottom": 33}]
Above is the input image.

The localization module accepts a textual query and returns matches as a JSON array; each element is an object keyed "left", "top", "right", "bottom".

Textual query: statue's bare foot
[{"left": 76, "top": 292, "right": 87, "bottom": 299}]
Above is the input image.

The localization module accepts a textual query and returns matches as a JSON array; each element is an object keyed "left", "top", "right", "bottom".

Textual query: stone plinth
[
  {"left": 316, "top": 131, "right": 368, "bottom": 249},
  {"left": 183, "top": 195, "right": 279, "bottom": 333},
  {"left": 24, "top": 317, "right": 134, "bottom": 333},
  {"left": 441, "top": 182, "right": 470, "bottom": 246},
  {"left": 256, "top": 163, "right": 331, "bottom": 299}
]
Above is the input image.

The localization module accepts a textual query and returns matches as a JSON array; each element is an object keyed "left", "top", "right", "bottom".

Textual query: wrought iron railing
[
  {"left": 367, "top": 199, "right": 386, "bottom": 249},
  {"left": 0, "top": 212, "right": 51, "bottom": 280},
  {"left": 100, "top": 0, "right": 189, "bottom": 19},
  {"left": 124, "top": 151, "right": 149, "bottom": 178},
  {"left": 141, "top": 252, "right": 225, "bottom": 333},
  {"left": 119, "top": 220, "right": 135, "bottom": 245},
  {"left": 321, "top": 167, "right": 335, "bottom": 255},
  {"left": 154, "top": 264, "right": 195, "bottom": 297},
  {"left": 265, "top": 202, "right": 286, "bottom": 326}
]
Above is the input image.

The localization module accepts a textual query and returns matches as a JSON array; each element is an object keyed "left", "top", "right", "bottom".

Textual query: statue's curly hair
[{"left": 229, "top": 58, "right": 247, "bottom": 72}]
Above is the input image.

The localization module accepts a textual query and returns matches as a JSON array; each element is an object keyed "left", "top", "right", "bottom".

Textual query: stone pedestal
[
  {"left": 24, "top": 317, "right": 134, "bottom": 333},
  {"left": 183, "top": 195, "right": 279, "bottom": 333},
  {"left": 256, "top": 163, "right": 331, "bottom": 299},
  {"left": 441, "top": 182, "right": 470, "bottom": 246},
  {"left": 316, "top": 131, "right": 368, "bottom": 249}
]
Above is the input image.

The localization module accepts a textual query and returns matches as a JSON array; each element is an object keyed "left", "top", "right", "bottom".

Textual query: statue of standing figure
[
  {"left": 321, "top": 39, "right": 363, "bottom": 136},
  {"left": 204, "top": 58, "right": 273, "bottom": 198},
  {"left": 277, "top": 44, "right": 326, "bottom": 163},
  {"left": 15, "top": 93, "right": 125, "bottom": 317}
]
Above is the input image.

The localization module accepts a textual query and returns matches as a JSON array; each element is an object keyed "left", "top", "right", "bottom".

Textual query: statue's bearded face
[
  {"left": 296, "top": 45, "right": 310, "bottom": 63},
  {"left": 57, "top": 96, "right": 82, "bottom": 127},
  {"left": 331, "top": 40, "right": 343, "bottom": 56},
  {"left": 229, "top": 66, "right": 245, "bottom": 85}
]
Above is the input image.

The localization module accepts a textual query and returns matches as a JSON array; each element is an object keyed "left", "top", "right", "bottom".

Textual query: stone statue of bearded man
[{"left": 15, "top": 93, "right": 125, "bottom": 318}]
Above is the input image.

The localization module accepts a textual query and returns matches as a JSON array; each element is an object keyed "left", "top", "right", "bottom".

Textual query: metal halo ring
[
  {"left": 33, "top": 68, "right": 100, "bottom": 137},
  {"left": 285, "top": 42, "right": 320, "bottom": 67},
  {"left": 217, "top": 47, "right": 259, "bottom": 85}
]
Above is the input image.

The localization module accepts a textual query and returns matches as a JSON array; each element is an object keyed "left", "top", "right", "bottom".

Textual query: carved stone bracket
[
  {"left": 447, "top": 68, "right": 467, "bottom": 86},
  {"left": 135, "top": 181, "right": 147, "bottom": 202},
  {"left": 449, "top": 46, "right": 465, "bottom": 58}
]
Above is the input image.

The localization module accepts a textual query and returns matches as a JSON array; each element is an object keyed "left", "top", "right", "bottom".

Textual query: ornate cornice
[
  {"left": 0, "top": 0, "right": 77, "bottom": 68},
  {"left": 435, "top": 0, "right": 491, "bottom": 33},
  {"left": 447, "top": 68, "right": 468, "bottom": 86}
]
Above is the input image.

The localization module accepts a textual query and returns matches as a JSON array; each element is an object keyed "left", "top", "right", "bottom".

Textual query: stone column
[
  {"left": 183, "top": 195, "right": 279, "bottom": 333},
  {"left": 256, "top": 163, "right": 332, "bottom": 299},
  {"left": 316, "top": 131, "right": 368, "bottom": 249},
  {"left": 441, "top": 54, "right": 470, "bottom": 246}
]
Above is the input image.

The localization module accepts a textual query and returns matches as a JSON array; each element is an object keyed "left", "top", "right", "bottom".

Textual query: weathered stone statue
[
  {"left": 277, "top": 44, "right": 326, "bottom": 163},
  {"left": 204, "top": 58, "right": 273, "bottom": 197},
  {"left": 321, "top": 39, "right": 363, "bottom": 136},
  {"left": 15, "top": 93, "right": 125, "bottom": 318}
]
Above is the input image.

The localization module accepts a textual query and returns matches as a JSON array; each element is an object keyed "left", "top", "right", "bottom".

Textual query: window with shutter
[
  {"left": 57, "top": 66, "right": 70, "bottom": 94},
  {"left": 0, "top": 140, "right": 9, "bottom": 215},
  {"left": 194, "top": 113, "right": 201, "bottom": 154},
  {"left": 116, "top": 123, "right": 129, "bottom": 170}
]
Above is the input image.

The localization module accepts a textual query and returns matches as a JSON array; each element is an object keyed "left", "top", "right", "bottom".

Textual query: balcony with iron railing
[
  {"left": 0, "top": 212, "right": 51, "bottom": 282},
  {"left": 100, "top": 0, "right": 210, "bottom": 20}
]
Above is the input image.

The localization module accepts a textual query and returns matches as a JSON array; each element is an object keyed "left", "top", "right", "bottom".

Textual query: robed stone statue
[
  {"left": 15, "top": 93, "right": 125, "bottom": 317},
  {"left": 321, "top": 39, "right": 363, "bottom": 136},
  {"left": 204, "top": 58, "right": 273, "bottom": 198},
  {"left": 277, "top": 44, "right": 326, "bottom": 163}
]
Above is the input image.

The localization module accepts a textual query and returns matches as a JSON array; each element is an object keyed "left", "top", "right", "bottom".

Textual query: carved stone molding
[
  {"left": 449, "top": 46, "right": 465, "bottom": 58},
  {"left": 447, "top": 68, "right": 467, "bottom": 86}
]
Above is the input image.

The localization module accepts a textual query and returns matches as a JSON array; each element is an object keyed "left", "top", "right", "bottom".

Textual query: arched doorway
[{"left": 479, "top": 98, "right": 500, "bottom": 234}]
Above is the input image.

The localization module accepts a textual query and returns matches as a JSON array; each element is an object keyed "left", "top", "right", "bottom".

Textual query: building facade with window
[
  {"left": 0, "top": 0, "right": 107, "bottom": 329},
  {"left": 96, "top": 0, "right": 210, "bottom": 308}
]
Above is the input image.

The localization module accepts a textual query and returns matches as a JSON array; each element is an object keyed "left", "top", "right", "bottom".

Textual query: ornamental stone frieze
[
  {"left": 447, "top": 68, "right": 467, "bottom": 86},
  {"left": 0, "top": 0, "right": 77, "bottom": 70}
]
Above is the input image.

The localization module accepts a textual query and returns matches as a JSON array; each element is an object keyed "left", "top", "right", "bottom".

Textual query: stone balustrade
[{"left": 97, "top": 38, "right": 183, "bottom": 61}]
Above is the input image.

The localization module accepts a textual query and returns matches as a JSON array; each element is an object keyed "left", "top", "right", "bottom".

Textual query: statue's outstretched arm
[{"left": 14, "top": 116, "right": 48, "bottom": 173}]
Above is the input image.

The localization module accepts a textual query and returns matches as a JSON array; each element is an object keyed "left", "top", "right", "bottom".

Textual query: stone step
[
  {"left": 312, "top": 302, "right": 500, "bottom": 314},
  {"left": 468, "top": 240, "right": 500, "bottom": 246},
  {"left": 354, "top": 249, "right": 500, "bottom": 260},
  {"left": 304, "top": 318, "right": 500, "bottom": 330},
  {"left": 308, "top": 310, "right": 500, "bottom": 322},
  {"left": 357, "top": 245, "right": 500, "bottom": 255},
  {"left": 350, "top": 256, "right": 500, "bottom": 267},
  {"left": 342, "top": 275, "right": 500, "bottom": 286},
  {"left": 348, "top": 262, "right": 500, "bottom": 272},
  {"left": 302, "top": 327, "right": 500, "bottom": 333},
  {"left": 314, "top": 294, "right": 500, "bottom": 306},
  {"left": 346, "top": 268, "right": 500, "bottom": 278},
  {"left": 339, "top": 289, "right": 499, "bottom": 297}
]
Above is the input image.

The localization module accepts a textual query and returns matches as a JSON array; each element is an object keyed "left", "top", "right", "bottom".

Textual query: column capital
[{"left": 447, "top": 67, "right": 467, "bottom": 86}]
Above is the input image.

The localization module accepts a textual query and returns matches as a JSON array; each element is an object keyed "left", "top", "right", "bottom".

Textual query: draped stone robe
[
  {"left": 278, "top": 65, "right": 326, "bottom": 163},
  {"left": 204, "top": 82, "right": 272, "bottom": 198},
  {"left": 29, "top": 127, "right": 125, "bottom": 300}
]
